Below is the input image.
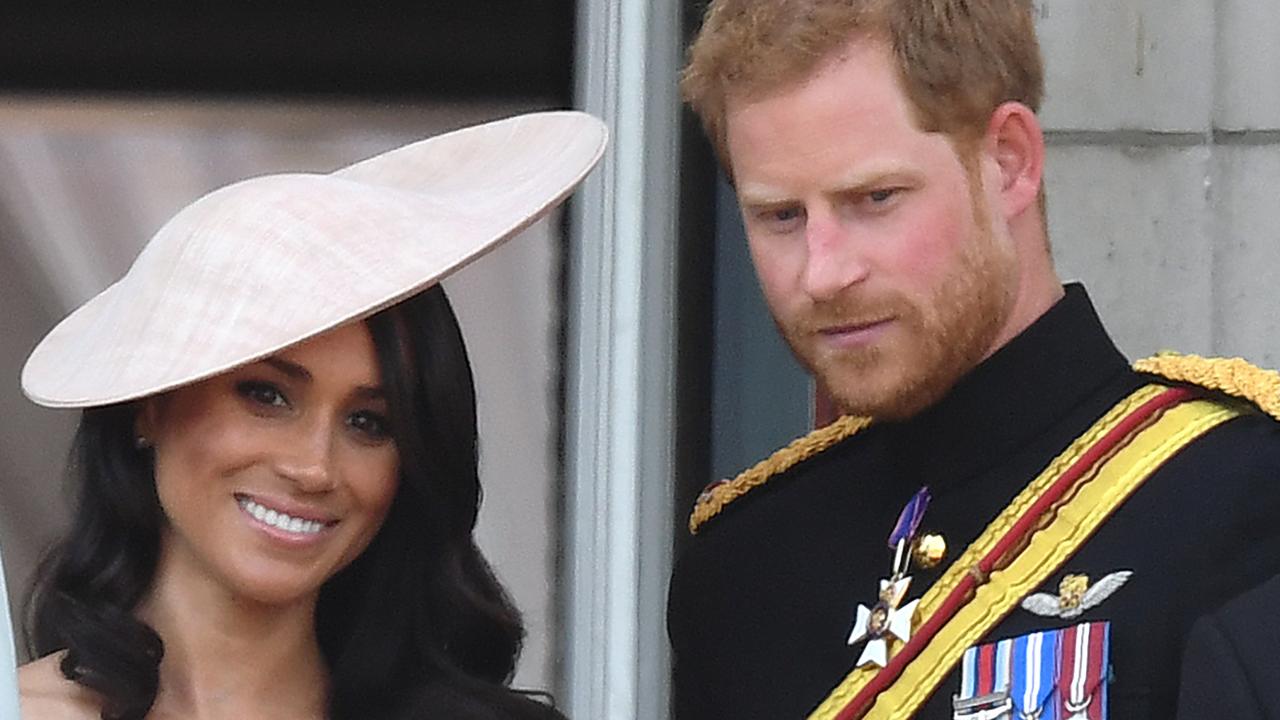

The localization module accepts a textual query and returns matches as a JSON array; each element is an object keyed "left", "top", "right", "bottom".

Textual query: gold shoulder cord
[
  {"left": 689, "top": 415, "right": 872, "bottom": 533},
  {"left": 689, "top": 353, "right": 1280, "bottom": 536},
  {"left": 1135, "top": 352, "right": 1280, "bottom": 421}
]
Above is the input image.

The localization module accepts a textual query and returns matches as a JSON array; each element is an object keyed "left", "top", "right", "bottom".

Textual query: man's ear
[{"left": 983, "top": 101, "right": 1045, "bottom": 221}]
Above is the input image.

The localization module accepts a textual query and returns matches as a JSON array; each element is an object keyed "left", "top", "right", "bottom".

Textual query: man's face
[{"left": 726, "top": 39, "right": 1020, "bottom": 420}]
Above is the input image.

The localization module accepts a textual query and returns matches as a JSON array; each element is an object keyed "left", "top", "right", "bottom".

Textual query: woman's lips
[{"left": 234, "top": 493, "right": 338, "bottom": 545}]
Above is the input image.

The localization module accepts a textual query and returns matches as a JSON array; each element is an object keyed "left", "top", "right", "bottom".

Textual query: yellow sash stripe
[{"left": 809, "top": 386, "right": 1242, "bottom": 719}]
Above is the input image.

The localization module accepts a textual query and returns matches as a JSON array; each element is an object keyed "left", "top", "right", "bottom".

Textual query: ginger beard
[{"left": 778, "top": 171, "right": 1019, "bottom": 421}]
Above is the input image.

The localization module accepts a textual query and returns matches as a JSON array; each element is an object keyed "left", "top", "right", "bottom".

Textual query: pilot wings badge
[{"left": 1020, "top": 571, "right": 1132, "bottom": 619}]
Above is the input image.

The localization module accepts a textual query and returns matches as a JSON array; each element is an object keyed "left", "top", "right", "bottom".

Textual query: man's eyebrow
[
  {"left": 738, "top": 166, "right": 917, "bottom": 207},
  {"left": 264, "top": 357, "right": 311, "bottom": 381},
  {"left": 829, "top": 165, "right": 917, "bottom": 193},
  {"left": 737, "top": 184, "right": 794, "bottom": 208}
]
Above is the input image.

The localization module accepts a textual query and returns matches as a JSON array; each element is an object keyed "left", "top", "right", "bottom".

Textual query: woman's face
[{"left": 141, "top": 321, "right": 400, "bottom": 607}]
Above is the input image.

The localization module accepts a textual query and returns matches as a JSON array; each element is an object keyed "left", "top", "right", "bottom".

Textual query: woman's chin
[{"left": 213, "top": 564, "right": 329, "bottom": 609}]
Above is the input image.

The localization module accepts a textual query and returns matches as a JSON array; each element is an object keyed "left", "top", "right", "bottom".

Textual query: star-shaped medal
[{"left": 847, "top": 575, "right": 920, "bottom": 668}]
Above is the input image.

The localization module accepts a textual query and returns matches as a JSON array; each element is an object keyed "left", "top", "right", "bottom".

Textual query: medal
[
  {"left": 1058, "top": 621, "right": 1110, "bottom": 720},
  {"left": 847, "top": 487, "right": 931, "bottom": 668},
  {"left": 954, "top": 629, "right": 1059, "bottom": 720}
]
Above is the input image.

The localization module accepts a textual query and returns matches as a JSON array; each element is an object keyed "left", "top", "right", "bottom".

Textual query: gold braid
[
  {"left": 689, "top": 353, "right": 1280, "bottom": 535},
  {"left": 689, "top": 415, "right": 872, "bottom": 534},
  {"left": 1135, "top": 352, "right": 1280, "bottom": 421}
]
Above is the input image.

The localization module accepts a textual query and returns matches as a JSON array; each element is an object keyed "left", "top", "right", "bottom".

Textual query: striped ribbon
[
  {"left": 1010, "top": 630, "right": 1059, "bottom": 720},
  {"left": 1058, "top": 622, "right": 1110, "bottom": 720},
  {"left": 957, "top": 624, "right": 1103, "bottom": 720}
]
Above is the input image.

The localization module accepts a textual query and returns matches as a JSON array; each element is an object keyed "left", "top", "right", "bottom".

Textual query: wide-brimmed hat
[{"left": 21, "top": 111, "right": 607, "bottom": 409}]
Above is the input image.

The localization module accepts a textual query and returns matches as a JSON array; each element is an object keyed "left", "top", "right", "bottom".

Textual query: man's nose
[
  {"left": 801, "top": 215, "right": 869, "bottom": 301},
  {"left": 274, "top": 417, "right": 338, "bottom": 493}
]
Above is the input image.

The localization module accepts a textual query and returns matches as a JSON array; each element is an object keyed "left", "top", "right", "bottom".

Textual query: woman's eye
[
  {"left": 236, "top": 381, "right": 288, "bottom": 408},
  {"left": 348, "top": 411, "right": 391, "bottom": 442}
]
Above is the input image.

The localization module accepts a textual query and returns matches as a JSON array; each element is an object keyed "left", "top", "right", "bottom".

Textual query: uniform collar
[{"left": 885, "top": 283, "right": 1132, "bottom": 494}]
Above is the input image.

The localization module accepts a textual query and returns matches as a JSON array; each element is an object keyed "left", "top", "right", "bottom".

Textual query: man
[
  {"left": 668, "top": 1, "right": 1280, "bottom": 718},
  {"left": 1176, "top": 574, "right": 1280, "bottom": 720}
]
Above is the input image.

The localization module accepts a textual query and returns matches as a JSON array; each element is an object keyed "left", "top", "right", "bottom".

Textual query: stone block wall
[{"left": 1038, "top": 0, "right": 1280, "bottom": 365}]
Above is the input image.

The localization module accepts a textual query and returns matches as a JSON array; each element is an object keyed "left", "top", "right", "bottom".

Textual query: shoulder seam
[{"left": 689, "top": 415, "right": 871, "bottom": 534}]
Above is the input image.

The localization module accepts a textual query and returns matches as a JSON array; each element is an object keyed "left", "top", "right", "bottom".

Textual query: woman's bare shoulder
[{"left": 19, "top": 653, "right": 101, "bottom": 720}]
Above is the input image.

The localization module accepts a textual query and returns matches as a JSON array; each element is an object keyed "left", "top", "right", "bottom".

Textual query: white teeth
[{"left": 238, "top": 497, "right": 327, "bottom": 535}]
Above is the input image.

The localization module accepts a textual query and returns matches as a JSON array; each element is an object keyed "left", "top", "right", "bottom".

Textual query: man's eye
[
  {"left": 867, "top": 188, "right": 899, "bottom": 204},
  {"left": 755, "top": 206, "right": 803, "bottom": 227},
  {"left": 772, "top": 207, "right": 802, "bottom": 222},
  {"left": 236, "top": 381, "right": 288, "bottom": 408},
  {"left": 348, "top": 411, "right": 391, "bottom": 441}
]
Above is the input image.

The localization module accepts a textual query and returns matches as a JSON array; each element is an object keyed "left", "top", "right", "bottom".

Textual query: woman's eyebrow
[
  {"left": 264, "top": 357, "right": 311, "bottom": 381},
  {"left": 263, "top": 357, "right": 383, "bottom": 399}
]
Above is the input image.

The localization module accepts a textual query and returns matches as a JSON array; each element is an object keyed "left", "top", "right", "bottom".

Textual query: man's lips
[
  {"left": 819, "top": 317, "right": 893, "bottom": 334},
  {"left": 816, "top": 317, "right": 894, "bottom": 347}
]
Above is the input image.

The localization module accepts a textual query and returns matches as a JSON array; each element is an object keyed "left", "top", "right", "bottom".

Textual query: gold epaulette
[
  {"left": 689, "top": 354, "right": 1280, "bottom": 536},
  {"left": 689, "top": 415, "right": 872, "bottom": 534},
  {"left": 1134, "top": 352, "right": 1280, "bottom": 421}
]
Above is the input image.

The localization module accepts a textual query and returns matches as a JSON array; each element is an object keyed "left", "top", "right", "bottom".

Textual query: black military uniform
[
  {"left": 1176, "top": 573, "right": 1280, "bottom": 720},
  {"left": 668, "top": 284, "right": 1280, "bottom": 719}
]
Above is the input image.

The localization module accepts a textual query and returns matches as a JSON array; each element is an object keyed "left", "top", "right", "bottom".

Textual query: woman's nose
[{"left": 274, "top": 418, "right": 338, "bottom": 493}]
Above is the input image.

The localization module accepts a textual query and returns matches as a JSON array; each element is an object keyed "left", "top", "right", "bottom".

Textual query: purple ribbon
[{"left": 887, "top": 486, "right": 931, "bottom": 550}]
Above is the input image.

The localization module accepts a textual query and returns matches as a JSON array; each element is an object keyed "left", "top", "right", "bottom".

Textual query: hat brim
[{"left": 21, "top": 111, "right": 607, "bottom": 408}]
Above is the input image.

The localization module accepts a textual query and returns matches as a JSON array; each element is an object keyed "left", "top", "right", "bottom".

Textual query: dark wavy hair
[{"left": 25, "top": 285, "right": 565, "bottom": 720}]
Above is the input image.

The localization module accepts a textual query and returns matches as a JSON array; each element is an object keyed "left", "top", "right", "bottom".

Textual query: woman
[{"left": 15, "top": 111, "right": 606, "bottom": 720}]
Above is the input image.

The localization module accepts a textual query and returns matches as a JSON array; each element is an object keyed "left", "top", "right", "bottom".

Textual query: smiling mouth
[{"left": 235, "top": 494, "right": 336, "bottom": 536}]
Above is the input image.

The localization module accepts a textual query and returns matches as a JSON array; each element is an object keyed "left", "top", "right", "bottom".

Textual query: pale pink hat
[{"left": 22, "top": 111, "right": 607, "bottom": 408}]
